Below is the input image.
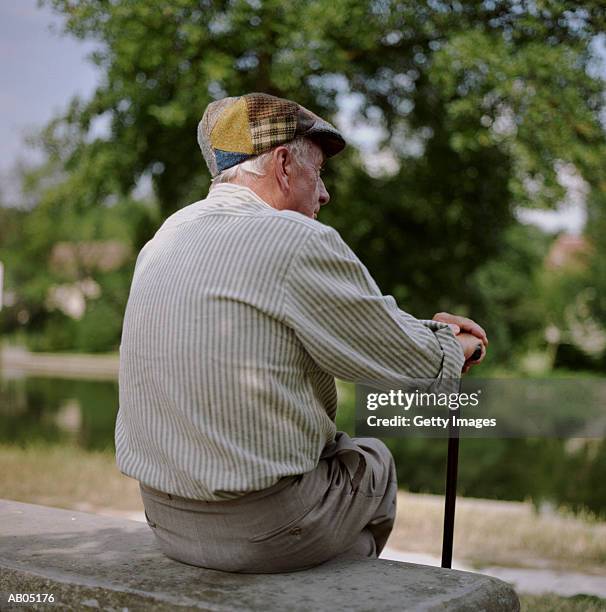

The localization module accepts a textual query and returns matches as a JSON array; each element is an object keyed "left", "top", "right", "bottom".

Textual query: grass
[
  {"left": 0, "top": 443, "right": 141, "bottom": 513},
  {"left": 520, "top": 594, "right": 606, "bottom": 611},
  {"left": 2, "top": 443, "right": 605, "bottom": 573},
  {"left": 393, "top": 491, "right": 606, "bottom": 572}
]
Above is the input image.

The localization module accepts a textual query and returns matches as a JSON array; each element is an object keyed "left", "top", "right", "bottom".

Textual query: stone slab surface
[{"left": 0, "top": 500, "right": 519, "bottom": 611}]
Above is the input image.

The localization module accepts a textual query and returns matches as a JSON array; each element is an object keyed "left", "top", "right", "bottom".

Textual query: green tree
[
  {"left": 24, "top": 0, "right": 606, "bottom": 353},
  {"left": 0, "top": 158, "right": 157, "bottom": 351}
]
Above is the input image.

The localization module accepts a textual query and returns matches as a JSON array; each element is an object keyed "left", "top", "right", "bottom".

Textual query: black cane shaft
[
  {"left": 441, "top": 433, "right": 459, "bottom": 568},
  {"left": 441, "top": 343, "right": 481, "bottom": 568}
]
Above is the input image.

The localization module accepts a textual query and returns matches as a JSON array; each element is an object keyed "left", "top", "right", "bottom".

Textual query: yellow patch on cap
[{"left": 210, "top": 97, "right": 254, "bottom": 154}]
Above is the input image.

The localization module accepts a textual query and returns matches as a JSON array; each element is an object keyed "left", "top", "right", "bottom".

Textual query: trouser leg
[
  {"left": 305, "top": 434, "right": 397, "bottom": 563},
  {"left": 346, "top": 437, "right": 398, "bottom": 556}
]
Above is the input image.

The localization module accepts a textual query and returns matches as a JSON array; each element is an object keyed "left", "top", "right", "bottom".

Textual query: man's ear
[{"left": 273, "top": 146, "right": 292, "bottom": 193}]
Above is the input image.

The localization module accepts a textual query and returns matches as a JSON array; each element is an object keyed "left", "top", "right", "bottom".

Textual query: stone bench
[{"left": 0, "top": 500, "right": 519, "bottom": 611}]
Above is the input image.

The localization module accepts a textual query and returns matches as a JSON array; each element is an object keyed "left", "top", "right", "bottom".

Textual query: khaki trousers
[{"left": 139, "top": 431, "right": 397, "bottom": 573}]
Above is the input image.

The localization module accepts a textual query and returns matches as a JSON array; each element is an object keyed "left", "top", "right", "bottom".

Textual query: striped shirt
[{"left": 115, "top": 183, "right": 465, "bottom": 500}]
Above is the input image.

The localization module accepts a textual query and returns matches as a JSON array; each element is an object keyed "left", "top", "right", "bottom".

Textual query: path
[{"left": 380, "top": 547, "right": 606, "bottom": 599}]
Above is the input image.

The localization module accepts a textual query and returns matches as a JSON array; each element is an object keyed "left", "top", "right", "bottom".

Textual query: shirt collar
[{"left": 206, "top": 183, "right": 275, "bottom": 211}]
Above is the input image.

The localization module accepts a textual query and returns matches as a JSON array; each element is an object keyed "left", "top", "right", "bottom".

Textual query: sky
[
  {"left": 0, "top": 1, "right": 99, "bottom": 188},
  {"left": 0, "top": 1, "right": 601, "bottom": 234}
]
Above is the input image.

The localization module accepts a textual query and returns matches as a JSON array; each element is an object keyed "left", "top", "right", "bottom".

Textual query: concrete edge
[
  {"left": 427, "top": 571, "right": 521, "bottom": 612},
  {"left": 0, "top": 565, "right": 212, "bottom": 612}
]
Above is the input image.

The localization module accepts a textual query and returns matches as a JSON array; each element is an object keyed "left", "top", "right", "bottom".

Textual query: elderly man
[{"left": 115, "top": 92, "right": 487, "bottom": 573}]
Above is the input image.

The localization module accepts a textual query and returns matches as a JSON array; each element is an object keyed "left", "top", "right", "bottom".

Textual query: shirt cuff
[{"left": 418, "top": 319, "right": 465, "bottom": 381}]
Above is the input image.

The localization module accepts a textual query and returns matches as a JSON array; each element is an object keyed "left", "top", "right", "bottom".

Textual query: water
[{"left": 0, "top": 373, "right": 118, "bottom": 450}]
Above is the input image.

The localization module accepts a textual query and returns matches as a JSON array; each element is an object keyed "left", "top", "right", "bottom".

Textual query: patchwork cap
[{"left": 198, "top": 92, "right": 346, "bottom": 177}]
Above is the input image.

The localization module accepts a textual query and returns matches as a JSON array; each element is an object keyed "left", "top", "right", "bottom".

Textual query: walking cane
[{"left": 441, "top": 344, "right": 482, "bottom": 569}]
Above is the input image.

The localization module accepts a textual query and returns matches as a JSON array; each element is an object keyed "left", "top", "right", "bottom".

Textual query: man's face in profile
[{"left": 286, "top": 142, "right": 330, "bottom": 220}]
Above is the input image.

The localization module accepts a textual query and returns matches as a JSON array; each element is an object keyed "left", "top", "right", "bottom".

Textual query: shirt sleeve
[{"left": 283, "top": 226, "right": 465, "bottom": 388}]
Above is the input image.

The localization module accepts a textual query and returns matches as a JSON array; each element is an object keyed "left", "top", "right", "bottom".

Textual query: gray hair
[{"left": 211, "top": 136, "right": 318, "bottom": 186}]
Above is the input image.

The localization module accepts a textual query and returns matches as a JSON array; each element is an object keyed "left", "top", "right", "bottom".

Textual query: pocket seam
[
  {"left": 144, "top": 510, "right": 157, "bottom": 528},
  {"left": 247, "top": 504, "right": 315, "bottom": 543}
]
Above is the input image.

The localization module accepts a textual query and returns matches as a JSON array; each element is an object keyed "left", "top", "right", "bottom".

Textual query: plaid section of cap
[
  {"left": 246, "top": 93, "right": 297, "bottom": 122},
  {"left": 250, "top": 116, "right": 297, "bottom": 155}
]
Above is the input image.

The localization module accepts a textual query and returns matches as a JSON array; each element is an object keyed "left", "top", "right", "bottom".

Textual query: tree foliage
[{"left": 11, "top": 0, "right": 604, "bottom": 358}]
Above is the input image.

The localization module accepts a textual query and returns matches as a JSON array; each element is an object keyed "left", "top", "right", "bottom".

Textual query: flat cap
[{"left": 198, "top": 92, "right": 346, "bottom": 178}]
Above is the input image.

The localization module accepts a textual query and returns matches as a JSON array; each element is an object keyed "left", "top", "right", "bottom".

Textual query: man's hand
[
  {"left": 454, "top": 332, "right": 485, "bottom": 373},
  {"left": 432, "top": 312, "right": 488, "bottom": 347},
  {"left": 433, "top": 312, "right": 488, "bottom": 374}
]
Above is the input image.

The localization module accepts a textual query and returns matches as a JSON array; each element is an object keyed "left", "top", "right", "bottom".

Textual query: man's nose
[{"left": 319, "top": 180, "right": 330, "bottom": 206}]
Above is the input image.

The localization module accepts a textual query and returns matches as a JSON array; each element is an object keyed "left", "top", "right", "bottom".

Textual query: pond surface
[
  {"left": 0, "top": 370, "right": 352, "bottom": 452},
  {"left": 0, "top": 372, "right": 118, "bottom": 450}
]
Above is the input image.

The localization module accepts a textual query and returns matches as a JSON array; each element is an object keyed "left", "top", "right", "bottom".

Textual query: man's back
[{"left": 116, "top": 183, "right": 338, "bottom": 501}]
